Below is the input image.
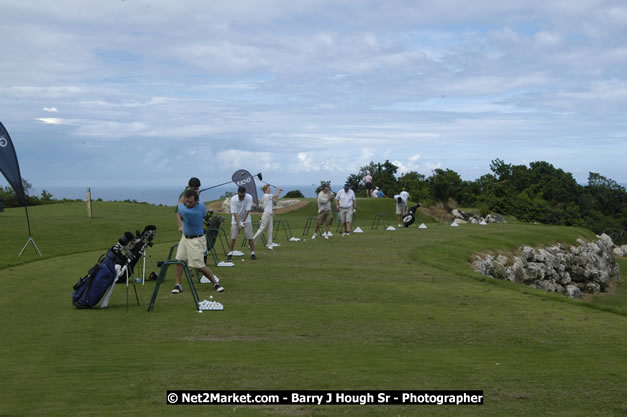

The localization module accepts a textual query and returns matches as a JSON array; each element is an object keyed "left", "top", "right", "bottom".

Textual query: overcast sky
[{"left": 1, "top": 0, "right": 626, "bottom": 193}]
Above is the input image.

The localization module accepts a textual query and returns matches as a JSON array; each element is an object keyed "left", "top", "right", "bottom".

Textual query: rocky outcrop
[
  {"left": 472, "top": 234, "right": 621, "bottom": 299},
  {"left": 451, "top": 209, "right": 505, "bottom": 224}
]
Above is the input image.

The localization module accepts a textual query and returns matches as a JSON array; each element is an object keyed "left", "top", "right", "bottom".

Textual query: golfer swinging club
[
  {"left": 227, "top": 186, "right": 256, "bottom": 261},
  {"left": 172, "top": 189, "right": 224, "bottom": 294},
  {"left": 252, "top": 184, "right": 282, "bottom": 249},
  {"left": 311, "top": 182, "right": 334, "bottom": 239}
]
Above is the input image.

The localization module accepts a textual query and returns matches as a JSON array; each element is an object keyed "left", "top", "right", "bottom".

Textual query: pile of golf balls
[
  {"left": 200, "top": 275, "right": 220, "bottom": 284},
  {"left": 198, "top": 299, "right": 224, "bottom": 311}
]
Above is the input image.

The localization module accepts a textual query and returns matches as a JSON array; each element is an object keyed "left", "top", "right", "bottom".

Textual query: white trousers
[{"left": 253, "top": 212, "right": 273, "bottom": 246}]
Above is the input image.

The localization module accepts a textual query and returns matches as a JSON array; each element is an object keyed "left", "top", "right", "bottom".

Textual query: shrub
[{"left": 284, "top": 190, "right": 304, "bottom": 198}]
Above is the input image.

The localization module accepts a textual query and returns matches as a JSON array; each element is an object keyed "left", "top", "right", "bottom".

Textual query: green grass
[{"left": 0, "top": 200, "right": 625, "bottom": 416}]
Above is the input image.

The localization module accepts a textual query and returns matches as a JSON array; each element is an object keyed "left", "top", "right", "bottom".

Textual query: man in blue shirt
[
  {"left": 172, "top": 189, "right": 224, "bottom": 294},
  {"left": 175, "top": 177, "right": 201, "bottom": 232}
]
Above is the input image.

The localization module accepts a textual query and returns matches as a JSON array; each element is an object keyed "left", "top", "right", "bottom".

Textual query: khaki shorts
[
  {"left": 231, "top": 222, "right": 254, "bottom": 240},
  {"left": 396, "top": 202, "right": 408, "bottom": 215},
  {"left": 175, "top": 234, "right": 207, "bottom": 268},
  {"left": 316, "top": 210, "right": 333, "bottom": 226},
  {"left": 339, "top": 207, "right": 354, "bottom": 223}
]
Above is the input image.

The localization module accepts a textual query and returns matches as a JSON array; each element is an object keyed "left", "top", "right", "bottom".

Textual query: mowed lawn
[{"left": 0, "top": 200, "right": 625, "bottom": 417}]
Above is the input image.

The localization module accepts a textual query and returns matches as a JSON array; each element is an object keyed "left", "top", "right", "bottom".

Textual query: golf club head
[{"left": 256, "top": 172, "right": 263, "bottom": 181}]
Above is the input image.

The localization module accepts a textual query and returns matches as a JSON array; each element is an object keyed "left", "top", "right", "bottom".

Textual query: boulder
[
  {"left": 585, "top": 282, "right": 601, "bottom": 294},
  {"left": 566, "top": 285, "right": 583, "bottom": 299},
  {"left": 510, "top": 258, "right": 526, "bottom": 283},
  {"left": 596, "top": 233, "right": 614, "bottom": 248},
  {"left": 493, "top": 261, "right": 507, "bottom": 279},
  {"left": 472, "top": 237, "right": 620, "bottom": 299},
  {"left": 527, "top": 262, "right": 546, "bottom": 281}
]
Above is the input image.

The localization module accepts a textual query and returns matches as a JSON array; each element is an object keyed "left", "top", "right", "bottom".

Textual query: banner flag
[
  {"left": 0, "top": 122, "right": 27, "bottom": 206},
  {"left": 231, "top": 169, "right": 259, "bottom": 207}
]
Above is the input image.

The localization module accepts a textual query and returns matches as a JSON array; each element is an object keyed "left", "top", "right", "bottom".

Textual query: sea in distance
[{"left": 31, "top": 184, "right": 322, "bottom": 206}]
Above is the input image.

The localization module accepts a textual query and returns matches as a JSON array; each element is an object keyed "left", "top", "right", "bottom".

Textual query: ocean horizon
[
  {"left": 30, "top": 184, "right": 322, "bottom": 206},
  {"left": 23, "top": 181, "right": 627, "bottom": 206}
]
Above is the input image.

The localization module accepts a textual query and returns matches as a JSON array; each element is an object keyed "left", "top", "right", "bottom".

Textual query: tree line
[
  {"left": 2, "top": 160, "right": 625, "bottom": 244},
  {"left": 343, "top": 159, "right": 626, "bottom": 244},
  {"left": 0, "top": 179, "right": 68, "bottom": 208}
]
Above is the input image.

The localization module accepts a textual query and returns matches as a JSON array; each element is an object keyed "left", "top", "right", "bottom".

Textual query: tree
[
  {"left": 345, "top": 160, "right": 400, "bottom": 196},
  {"left": 585, "top": 172, "right": 626, "bottom": 216},
  {"left": 315, "top": 180, "right": 332, "bottom": 194},
  {"left": 428, "top": 168, "right": 463, "bottom": 204},
  {"left": 41, "top": 189, "right": 54, "bottom": 201},
  {"left": 397, "top": 171, "right": 428, "bottom": 203}
]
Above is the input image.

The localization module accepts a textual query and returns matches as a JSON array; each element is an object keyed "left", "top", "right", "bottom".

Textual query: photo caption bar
[{"left": 166, "top": 390, "right": 484, "bottom": 406}]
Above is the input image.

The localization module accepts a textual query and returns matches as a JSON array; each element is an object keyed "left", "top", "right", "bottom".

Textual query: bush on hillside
[{"left": 284, "top": 190, "right": 304, "bottom": 198}]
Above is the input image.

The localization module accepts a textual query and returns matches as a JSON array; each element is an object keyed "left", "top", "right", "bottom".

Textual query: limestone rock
[
  {"left": 472, "top": 237, "right": 621, "bottom": 299},
  {"left": 566, "top": 285, "right": 583, "bottom": 299}
]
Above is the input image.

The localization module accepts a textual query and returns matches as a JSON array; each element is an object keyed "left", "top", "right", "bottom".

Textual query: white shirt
[
  {"left": 230, "top": 193, "right": 253, "bottom": 224},
  {"left": 394, "top": 194, "right": 408, "bottom": 206},
  {"left": 336, "top": 189, "right": 356, "bottom": 208},
  {"left": 262, "top": 193, "right": 273, "bottom": 215},
  {"left": 400, "top": 191, "right": 409, "bottom": 202},
  {"left": 317, "top": 190, "right": 333, "bottom": 212}
]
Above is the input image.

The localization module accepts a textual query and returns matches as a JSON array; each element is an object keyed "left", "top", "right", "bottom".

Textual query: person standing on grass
[
  {"left": 253, "top": 184, "right": 282, "bottom": 249},
  {"left": 172, "top": 189, "right": 224, "bottom": 294},
  {"left": 311, "top": 183, "right": 334, "bottom": 240},
  {"left": 336, "top": 183, "right": 357, "bottom": 236},
  {"left": 227, "top": 186, "right": 256, "bottom": 261},
  {"left": 362, "top": 171, "right": 374, "bottom": 197}
]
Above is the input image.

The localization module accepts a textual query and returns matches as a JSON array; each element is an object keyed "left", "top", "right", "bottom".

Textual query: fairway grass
[{"left": 0, "top": 200, "right": 625, "bottom": 416}]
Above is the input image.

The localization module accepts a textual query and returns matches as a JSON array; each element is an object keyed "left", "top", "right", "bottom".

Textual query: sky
[{"left": 1, "top": 0, "right": 626, "bottom": 195}]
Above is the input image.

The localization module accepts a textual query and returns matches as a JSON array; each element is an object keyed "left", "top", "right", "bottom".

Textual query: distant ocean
[
  {"left": 31, "top": 184, "right": 321, "bottom": 206},
  {"left": 28, "top": 182, "right": 627, "bottom": 205}
]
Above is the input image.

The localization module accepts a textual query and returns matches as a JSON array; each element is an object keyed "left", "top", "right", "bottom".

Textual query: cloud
[
  {"left": 534, "top": 31, "right": 562, "bottom": 46},
  {"left": 296, "top": 152, "right": 320, "bottom": 173},
  {"left": 35, "top": 117, "right": 68, "bottom": 125},
  {"left": 2, "top": 0, "right": 627, "bottom": 191},
  {"left": 216, "top": 149, "right": 280, "bottom": 171}
]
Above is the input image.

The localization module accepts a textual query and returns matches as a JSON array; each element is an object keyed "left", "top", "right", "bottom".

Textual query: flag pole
[{"left": 18, "top": 204, "right": 42, "bottom": 256}]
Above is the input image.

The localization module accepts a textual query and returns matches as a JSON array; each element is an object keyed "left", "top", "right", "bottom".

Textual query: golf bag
[
  {"left": 72, "top": 225, "right": 156, "bottom": 309},
  {"left": 204, "top": 211, "right": 225, "bottom": 252},
  {"left": 402, "top": 203, "right": 421, "bottom": 227}
]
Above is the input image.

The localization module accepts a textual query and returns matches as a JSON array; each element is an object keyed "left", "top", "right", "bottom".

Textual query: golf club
[
  {"left": 256, "top": 172, "right": 280, "bottom": 189},
  {"left": 198, "top": 172, "right": 264, "bottom": 193}
]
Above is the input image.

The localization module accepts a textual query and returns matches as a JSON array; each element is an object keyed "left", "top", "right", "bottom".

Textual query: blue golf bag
[
  {"left": 72, "top": 225, "right": 156, "bottom": 309},
  {"left": 72, "top": 250, "right": 118, "bottom": 309}
]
